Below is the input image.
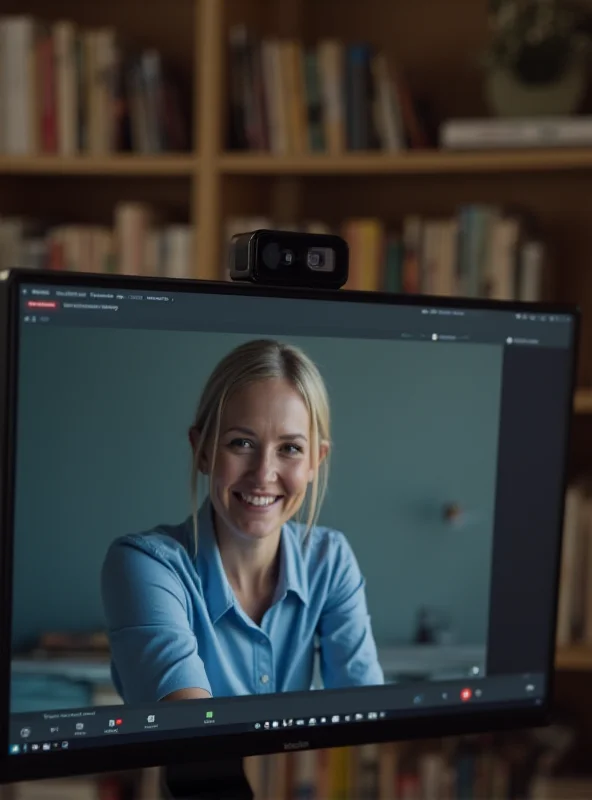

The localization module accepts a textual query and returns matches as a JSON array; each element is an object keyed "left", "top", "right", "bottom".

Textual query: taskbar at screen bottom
[
  {"left": 10, "top": 695, "right": 546, "bottom": 760},
  {"left": 9, "top": 672, "right": 545, "bottom": 756}
]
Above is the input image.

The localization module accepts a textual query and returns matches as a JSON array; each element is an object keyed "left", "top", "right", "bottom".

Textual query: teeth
[{"left": 240, "top": 493, "right": 277, "bottom": 507}]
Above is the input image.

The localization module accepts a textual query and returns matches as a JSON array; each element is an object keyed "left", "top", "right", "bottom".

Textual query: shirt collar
[
  {"left": 274, "top": 520, "right": 309, "bottom": 607},
  {"left": 193, "top": 499, "right": 309, "bottom": 623},
  {"left": 194, "top": 500, "right": 235, "bottom": 624}
]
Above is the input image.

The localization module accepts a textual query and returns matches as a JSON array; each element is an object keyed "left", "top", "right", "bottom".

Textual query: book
[{"left": 440, "top": 116, "right": 592, "bottom": 150}]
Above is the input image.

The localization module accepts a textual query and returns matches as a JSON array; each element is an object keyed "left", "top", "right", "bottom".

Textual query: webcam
[{"left": 228, "top": 229, "right": 349, "bottom": 289}]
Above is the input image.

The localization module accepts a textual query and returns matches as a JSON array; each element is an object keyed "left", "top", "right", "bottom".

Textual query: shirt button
[{"left": 260, "top": 674, "right": 270, "bottom": 685}]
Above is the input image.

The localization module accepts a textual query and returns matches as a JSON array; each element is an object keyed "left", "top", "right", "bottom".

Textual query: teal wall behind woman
[{"left": 12, "top": 327, "right": 502, "bottom": 651}]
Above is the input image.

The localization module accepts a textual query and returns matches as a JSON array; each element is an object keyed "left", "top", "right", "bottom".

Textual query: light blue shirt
[{"left": 101, "top": 500, "right": 384, "bottom": 703}]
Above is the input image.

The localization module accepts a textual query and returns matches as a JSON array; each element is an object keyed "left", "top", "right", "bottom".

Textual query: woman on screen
[{"left": 101, "top": 338, "right": 384, "bottom": 704}]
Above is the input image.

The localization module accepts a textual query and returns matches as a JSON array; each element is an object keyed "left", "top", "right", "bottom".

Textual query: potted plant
[{"left": 484, "top": 0, "right": 592, "bottom": 117}]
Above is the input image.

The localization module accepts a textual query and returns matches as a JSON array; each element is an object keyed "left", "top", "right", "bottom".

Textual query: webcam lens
[
  {"left": 307, "top": 250, "right": 325, "bottom": 269},
  {"left": 262, "top": 243, "right": 297, "bottom": 271},
  {"left": 280, "top": 249, "right": 295, "bottom": 266}
]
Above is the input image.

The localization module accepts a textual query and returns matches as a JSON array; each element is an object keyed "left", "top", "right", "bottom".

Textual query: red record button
[{"left": 460, "top": 688, "right": 472, "bottom": 702}]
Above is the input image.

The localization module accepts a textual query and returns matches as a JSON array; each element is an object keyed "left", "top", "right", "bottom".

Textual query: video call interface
[{"left": 7, "top": 281, "right": 574, "bottom": 751}]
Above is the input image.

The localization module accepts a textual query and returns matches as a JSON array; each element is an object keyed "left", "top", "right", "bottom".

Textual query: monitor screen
[{"left": 0, "top": 270, "right": 577, "bottom": 783}]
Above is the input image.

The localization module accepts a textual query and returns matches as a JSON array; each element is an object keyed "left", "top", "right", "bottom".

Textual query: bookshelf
[
  {"left": 3, "top": 0, "right": 592, "bottom": 795},
  {"left": 218, "top": 148, "right": 592, "bottom": 175},
  {"left": 7, "top": 147, "right": 592, "bottom": 177},
  {"left": 574, "top": 389, "right": 592, "bottom": 415},
  {"left": 0, "top": 155, "right": 198, "bottom": 175},
  {"left": 556, "top": 645, "right": 592, "bottom": 672}
]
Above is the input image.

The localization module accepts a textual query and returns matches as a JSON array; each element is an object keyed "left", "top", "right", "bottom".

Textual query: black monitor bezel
[{"left": 0, "top": 268, "right": 579, "bottom": 784}]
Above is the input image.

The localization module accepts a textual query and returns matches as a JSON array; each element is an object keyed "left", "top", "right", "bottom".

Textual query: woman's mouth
[{"left": 233, "top": 492, "right": 282, "bottom": 510}]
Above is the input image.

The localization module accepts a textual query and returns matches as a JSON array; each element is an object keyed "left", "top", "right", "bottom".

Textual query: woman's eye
[
  {"left": 283, "top": 443, "right": 303, "bottom": 455},
  {"left": 230, "top": 438, "right": 252, "bottom": 449}
]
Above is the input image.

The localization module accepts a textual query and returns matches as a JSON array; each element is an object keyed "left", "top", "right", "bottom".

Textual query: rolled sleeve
[
  {"left": 101, "top": 537, "right": 211, "bottom": 704},
  {"left": 318, "top": 533, "right": 384, "bottom": 689}
]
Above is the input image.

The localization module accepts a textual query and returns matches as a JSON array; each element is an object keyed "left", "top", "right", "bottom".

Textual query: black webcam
[{"left": 228, "top": 229, "right": 349, "bottom": 290}]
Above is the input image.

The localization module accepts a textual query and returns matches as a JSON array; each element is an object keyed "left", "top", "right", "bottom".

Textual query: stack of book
[
  {"left": 0, "top": 15, "right": 190, "bottom": 155},
  {"left": 227, "top": 25, "right": 430, "bottom": 154},
  {"left": 244, "top": 724, "right": 578, "bottom": 800},
  {"left": 0, "top": 203, "right": 195, "bottom": 278}
]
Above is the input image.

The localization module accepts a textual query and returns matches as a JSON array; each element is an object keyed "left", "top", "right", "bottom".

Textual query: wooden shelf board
[
  {"left": 556, "top": 646, "right": 592, "bottom": 670},
  {"left": 575, "top": 389, "right": 592, "bottom": 414},
  {"left": 3, "top": 149, "right": 592, "bottom": 178},
  {"left": 219, "top": 148, "right": 592, "bottom": 176},
  {"left": 0, "top": 155, "right": 198, "bottom": 176}
]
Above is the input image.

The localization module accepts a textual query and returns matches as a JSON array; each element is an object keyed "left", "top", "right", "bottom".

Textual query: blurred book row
[
  {"left": 8, "top": 724, "right": 582, "bottom": 800},
  {"left": 9, "top": 769, "right": 154, "bottom": 800},
  {"left": 243, "top": 724, "right": 580, "bottom": 800},
  {"left": 556, "top": 481, "right": 592, "bottom": 649},
  {"left": 227, "top": 26, "right": 430, "bottom": 154},
  {"left": 226, "top": 205, "right": 546, "bottom": 300},
  {"left": 0, "top": 204, "right": 194, "bottom": 278},
  {"left": 0, "top": 15, "right": 189, "bottom": 156},
  {"left": 1, "top": 204, "right": 545, "bottom": 300}
]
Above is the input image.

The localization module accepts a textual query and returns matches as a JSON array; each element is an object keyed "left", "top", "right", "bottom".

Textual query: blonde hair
[{"left": 189, "top": 339, "right": 331, "bottom": 556}]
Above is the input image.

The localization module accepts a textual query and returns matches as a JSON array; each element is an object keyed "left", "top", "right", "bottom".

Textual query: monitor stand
[{"left": 161, "top": 759, "right": 254, "bottom": 800}]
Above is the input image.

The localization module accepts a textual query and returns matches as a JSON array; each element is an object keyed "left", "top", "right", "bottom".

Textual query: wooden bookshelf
[
  {"left": 218, "top": 148, "right": 592, "bottom": 176},
  {"left": 6, "top": 148, "right": 592, "bottom": 178},
  {"left": 0, "top": 0, "right": 591, "bottom": 332},
  {"left": 556, "top": 646, "right": 592, "bottom": 671},
  {"left": 0, "top": 155, "right": 198, "bottom": 176},
  {"left": 575, "top": 389, "right": 592, "bottom": 414}
]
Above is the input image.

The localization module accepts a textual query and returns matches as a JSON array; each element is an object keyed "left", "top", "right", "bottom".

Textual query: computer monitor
[{"left": 0, "top": 268, "right": 578, "bottom": 788}]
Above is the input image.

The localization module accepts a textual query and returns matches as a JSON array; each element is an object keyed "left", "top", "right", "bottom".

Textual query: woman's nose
[{"left": 251, "top": 450, "right": 277, "bottom": 483}]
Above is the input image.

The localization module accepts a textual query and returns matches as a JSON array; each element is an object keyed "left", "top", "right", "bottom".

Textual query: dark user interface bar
[
  {"left": 9, "top": 673, "right": 544, "bottom": 755},
  {"left": 18, "top": 284, "right": 573, "bottom": 348}
]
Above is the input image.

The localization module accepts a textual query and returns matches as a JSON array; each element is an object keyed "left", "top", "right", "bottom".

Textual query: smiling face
[{"left": 198, "top": 377, "right": 326, "bottom": 544}]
